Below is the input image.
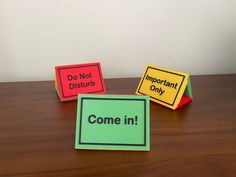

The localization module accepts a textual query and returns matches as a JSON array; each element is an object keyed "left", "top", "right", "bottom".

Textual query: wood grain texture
[{"left": 0, "top": 75, "right": 236, "bottom": 177}]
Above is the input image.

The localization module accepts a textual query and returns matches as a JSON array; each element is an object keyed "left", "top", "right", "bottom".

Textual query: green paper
[
  {"left": 184, "top": 76, "right": 193, "bottom": 98},
  {"left": 75, "top": 94, "right": 150, "bottom": 151}
]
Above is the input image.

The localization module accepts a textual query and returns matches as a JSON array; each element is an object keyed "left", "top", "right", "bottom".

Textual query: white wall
[{"left": 0, "top": 0, "right": 236, "bottom": 82}]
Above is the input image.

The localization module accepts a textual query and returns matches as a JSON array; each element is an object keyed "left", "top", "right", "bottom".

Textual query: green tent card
[{"left": 75, "top": 94, "right": 150, "bottom": 151}]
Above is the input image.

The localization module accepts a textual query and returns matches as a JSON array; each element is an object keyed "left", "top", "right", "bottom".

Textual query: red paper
[
  {"left": 55, "top": 62, "right": 106, "bottom": 101},
  {"left": 176, "top": 96, "right": 192, "bottom": 109}
]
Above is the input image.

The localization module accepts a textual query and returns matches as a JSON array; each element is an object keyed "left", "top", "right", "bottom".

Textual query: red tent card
[{"left": 55, "top": 62, "right": 106, "bottom": 101}]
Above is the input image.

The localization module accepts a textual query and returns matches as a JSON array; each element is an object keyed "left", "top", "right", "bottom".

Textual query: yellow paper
[{"left": 136, "top": 64, "right": 189, "bottom": 110}]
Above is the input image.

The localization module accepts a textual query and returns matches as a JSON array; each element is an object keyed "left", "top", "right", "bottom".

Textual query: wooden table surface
[{"left": 0, "top": 75, "right": 236, "bottom": 177}]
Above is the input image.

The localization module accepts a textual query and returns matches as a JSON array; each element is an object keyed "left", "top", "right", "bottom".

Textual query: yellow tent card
[{"left": 136, "top": 64, "right": 193, "bottom": 110}]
